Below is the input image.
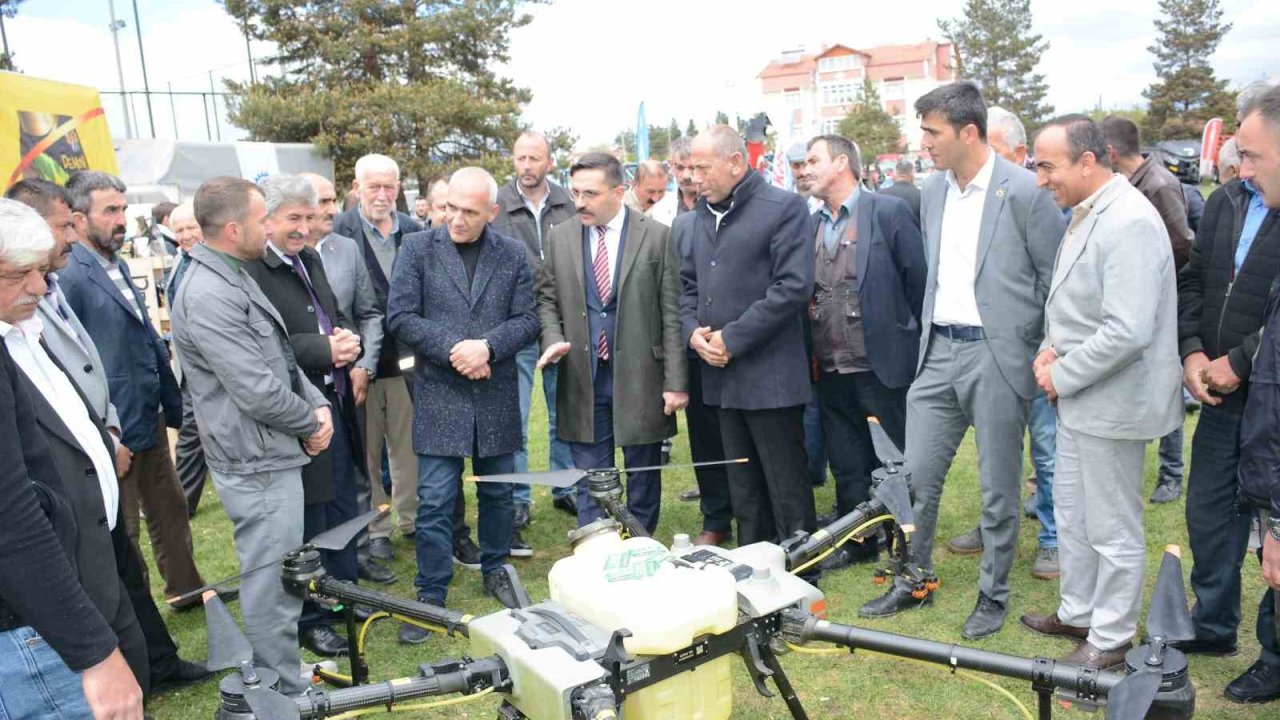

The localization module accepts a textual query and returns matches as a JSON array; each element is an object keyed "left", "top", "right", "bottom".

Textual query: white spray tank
[{"left": 547, "top": 521, "right": 739, "bottom": 720}]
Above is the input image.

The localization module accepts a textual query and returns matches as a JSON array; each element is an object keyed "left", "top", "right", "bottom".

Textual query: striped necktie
[{"left": 592, "top": 225, "right": 611, "bottom": 362}]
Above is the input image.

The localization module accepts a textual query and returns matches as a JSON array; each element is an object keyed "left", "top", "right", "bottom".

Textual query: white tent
[{"left": 114, "top": 139, "right": 334, "bottom": 204}]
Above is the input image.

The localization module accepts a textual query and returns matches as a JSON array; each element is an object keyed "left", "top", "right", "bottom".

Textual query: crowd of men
[{"left": 3, "top": 78, "right": 1280, "bottom": 719}]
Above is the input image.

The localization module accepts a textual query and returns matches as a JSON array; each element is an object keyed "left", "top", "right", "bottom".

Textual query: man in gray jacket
[
  {"left": 171, "top": 176, "right": 333, "bottom": 695},
  {"left": 1021, "top": 115, "right": 1182, "bottom": 669}
]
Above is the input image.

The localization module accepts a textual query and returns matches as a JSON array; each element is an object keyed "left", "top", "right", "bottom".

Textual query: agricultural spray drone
[{"left": 194, "top": 421, "right": 1196, "bottom": 720}]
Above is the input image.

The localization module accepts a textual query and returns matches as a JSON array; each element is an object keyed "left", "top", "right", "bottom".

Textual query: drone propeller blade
[
  {"left": 591, "top": 458, "right": 749, "bottom": 476},
  {"left": 244, "top": 685, "right": 301, "bottom": 720},
  {"left": 1105, "top": 666, "right": 1162, "bottom": 720},
  {"left": 1145, "top": 545, "right": 1195, "bottom": 643},
  {"left": 168, "top": 556, "right": 279, "bottom": 607},
  {"left": 871, "top": 473, "right": 915, "bottom": 532},
  {"left": 204, "top": 591, "right": 254, "bottom": 671},
  {"left": 310, "top": 505, "right": 388, "bottom": 552},
  {"left": 469, "top": 468, "right": 588, "bottom": 489},
  {"left": 868, "top": 417, "right": 905, "bottom": 466}
]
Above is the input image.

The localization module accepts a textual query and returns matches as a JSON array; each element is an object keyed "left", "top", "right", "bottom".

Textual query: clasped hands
[
  {"left": 451, "top": 338, "right": 491, "bottom": 380},
  {"left": 690, "top": 326, "right": 731, "bottom": 368},
  {"left": 328, "top": 327, "right": 361, "bottom": 367},
  {"left": 1182, "top": 350, "right": 1240, "bottom": 406},
  {"left": 1033, "top": 348, "right": 1059, "bottom": 402}
]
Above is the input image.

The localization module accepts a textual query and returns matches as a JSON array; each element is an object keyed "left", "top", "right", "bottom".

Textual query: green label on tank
[{"left": 602, "top": 547, "right": 668, "bottom": 583}]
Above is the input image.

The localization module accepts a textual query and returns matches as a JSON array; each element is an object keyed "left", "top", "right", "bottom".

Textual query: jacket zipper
[{"left": 1216, "top": 280, "right": 1233, "bottom": 352}]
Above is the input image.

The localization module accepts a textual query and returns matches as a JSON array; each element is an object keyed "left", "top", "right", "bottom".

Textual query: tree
[
  {"left": 668, "top": 118, "right": 681, "bottom": 141},
  {"left": 1142, "top": 0, "right": 1237, "bottom": 141},
  {"left": 686, "top": 119, "right": 698, "bottom": 137},
  {"left": 543, "top": 125, "right": 578, "bottom": 174},
  {"left": 0, "top": 0, "right": 26, "bottom": 72},
  {"left": 220, "top": 0, "right": 538, "bottom": 187},
  {"left": 714, "top": 110, "right": 730, "bottom": 126},
  {"left": 837, "top": 79, "right": 903, "bottom": 160},
  {"left": 939, "top": 0, "right": 1053, "bottom": 130}
]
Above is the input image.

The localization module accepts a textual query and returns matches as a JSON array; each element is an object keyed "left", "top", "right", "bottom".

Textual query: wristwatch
[
  {"left": 483, "top": 338, "right": 495, "bottom": 362},
  {"left": 1267, "top": 513, "right": 1280, "bottom": 542},
  {"left": 354, "top": 367, "right": 375, "bottom": 380}
]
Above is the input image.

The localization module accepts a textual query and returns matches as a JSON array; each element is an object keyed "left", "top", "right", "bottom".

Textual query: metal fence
[{"left": 99, "top": 88, "right": 239, "bottom": 142}]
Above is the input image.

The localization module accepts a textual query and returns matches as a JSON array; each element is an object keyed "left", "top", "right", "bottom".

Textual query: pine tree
[
  {"left": 714, "top": 111, "right": 730, "bottom": 126},
  {"left": 939, "top": 0, "right": 1053, "bottom": 130},
  {"left": 221, "top": 0, "right": 538, "bottom": 186},
  {"left": 1142, "top": 0, "right": 1237, "bottom": 141},
  {"left": 668, "top": 118, "right": 682, "bottom": 141},
  {"left": 686, "top": 119, "right": 698, "bottom": 137},
  {"left": 837, "top": 79, "right": 903, "bottom": 159}
]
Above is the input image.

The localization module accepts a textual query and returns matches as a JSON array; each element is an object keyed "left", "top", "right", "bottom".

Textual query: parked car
[{"left": 1142, "top": 139, "right": 1201, "bottom": 185}]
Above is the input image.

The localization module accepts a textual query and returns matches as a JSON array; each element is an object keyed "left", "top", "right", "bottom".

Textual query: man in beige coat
[{"left": 536, "top": 152, "right": 688, "bottom": 533}]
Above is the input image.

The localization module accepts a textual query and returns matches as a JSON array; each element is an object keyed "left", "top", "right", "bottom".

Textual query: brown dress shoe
[
  {"left": 1061, "top": 640, "right": 1132, "bottom": 670},
  {"left": 1020, "top": 612, "right": 1089, "bottom": 639},
  {"left": 695, "top": 530, "right": 731, "bottom": 546}
]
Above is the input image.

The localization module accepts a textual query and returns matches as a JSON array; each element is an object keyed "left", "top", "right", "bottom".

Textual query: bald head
[
  {"left": 693, "top": 125, "right": 748, "bottom": 160},
  {"left": 691, "top": 125, "right": 747, "bottom": 204},
  {"left": 300, "top": 172, "right": 339, "bottom": 239},
  {"left": 630, "top": 160, "right": 669, "bottom": 212},
  {"left": 445, "top": 167, "right": 499, "bottom": 245}
]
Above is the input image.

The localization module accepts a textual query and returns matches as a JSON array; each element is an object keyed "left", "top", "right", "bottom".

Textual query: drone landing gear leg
[
  {"left": 759, "top": 642, "right": 809, "bottom": 720},
  {"left": 345, "top": 606, "right": 369, "bottom": 686}
]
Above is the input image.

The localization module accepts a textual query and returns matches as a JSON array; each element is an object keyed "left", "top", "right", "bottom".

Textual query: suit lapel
[
  {"left": 1046, "top": 212, "right": 1096, "bottom": 304},
  {"left": 436, "top": 232, "right": 472, "bottom": 301},
  {"left": 77, "top": 247, "right": 143, "bottom": 323},
  {"left": 567, "top": 218, "right": 586, "bottom": 299},
  {"left": 469, "top": 231, "right": 500, "bottom": 307},
  {"left": 855, "top": 193, "right": 873, "bottom": 286},
  {"left": 974, "top": 164, "right": 1010, "bottom": 275},
  {"left": 23, "top": 373, "right": 83, "bottom": 452},
  {"left": 40, "top": 299, "right": 90, "bottom": 358},
  {"left": 616, "top": 209, "right": 641, "bottom": 297},
  {"left": 925, "top": 181, "right": 946, "bottom": 276}
]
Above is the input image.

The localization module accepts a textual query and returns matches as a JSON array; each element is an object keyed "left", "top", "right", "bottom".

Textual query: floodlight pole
[
  {"left": 130, "top": 0, "right": 155, "bottom": 138},
  {"left": 106, "top": 0, "right": 134, "bottom": 139}
]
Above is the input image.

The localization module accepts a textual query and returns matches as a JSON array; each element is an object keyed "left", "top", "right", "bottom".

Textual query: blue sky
[{"left": 9, "top": 0, "right": 1278, "bottom": 147}]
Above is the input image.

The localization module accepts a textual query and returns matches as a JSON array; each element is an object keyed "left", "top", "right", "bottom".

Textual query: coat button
[
  {"left": 710, "top": 260, "right": 716, "bottom": 267},
  {"left": 307, "top": 305, "right": 315, "bottom": 313},
  {"left": 705, "top": 298, "right": 713, "bottom": 306},
  {"left": 83, "top": 364, "right": 93, "bottom": 373}
]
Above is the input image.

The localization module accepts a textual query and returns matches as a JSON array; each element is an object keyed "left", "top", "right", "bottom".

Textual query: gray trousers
[
  {"left": 212, "top": 467, "right": 307, "bottom": 695},
  {"left": 898, "top": 335, "right": 1029, "bottom": 604},
  {"left": 1054, "top": 424, "right": 1146, "bottom": 651}
]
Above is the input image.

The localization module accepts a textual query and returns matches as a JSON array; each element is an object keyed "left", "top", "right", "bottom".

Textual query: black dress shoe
[
  {"left": 150, "top": 659, "right": 212, "bottom": 693},
  {"left": 358, "top": 557, "right": 397, "bottom": 584},
  {"left": 859, "top": 585, "right": 933, "bottom": 618},
  {"left": 397, "top": 622, "right": 431, "bottom": 645},
  {"left": 1225, "top": 659, "right": 1280, "bottom": 703},
  {"left": 513, "top": 502, "right": 531, "bottom": 530},
  {"left": 301, "top": 626, "right": 349, "bottom": 657},
  {"left": 552, "top": 494, "right": 577, "bottom": 517},
  {"left": 368, "top": 537, "right": 395, "bottom": 562},
  {"left": 679, "top": 488, "right": 701, "bottom": 501},
  {"left": 509, "top": 528, "right": 533, "bottom": 558},
  {"left": 1171, "top": 637, "right": 1239, "bottom": 657},
  {"left": 962, "top": 592, "right": 1007, "bottom": 639}
]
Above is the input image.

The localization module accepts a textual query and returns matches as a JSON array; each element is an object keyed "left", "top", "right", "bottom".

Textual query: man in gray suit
[
  {"left": 1020, "top": 115, "right": 1182, "bottom": 669},
  {"left": 859, "top": 82, "right": 1066, "bottom": 639}
]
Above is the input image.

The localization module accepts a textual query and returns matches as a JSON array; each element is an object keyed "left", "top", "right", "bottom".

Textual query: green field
[{"left": 144, "top": 384, "right": 1269, "bottom": 719}]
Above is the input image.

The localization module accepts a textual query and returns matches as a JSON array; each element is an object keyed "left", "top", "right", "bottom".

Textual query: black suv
[{"left": 1141, "top": 139, "right": 1201, "bottom": 185}]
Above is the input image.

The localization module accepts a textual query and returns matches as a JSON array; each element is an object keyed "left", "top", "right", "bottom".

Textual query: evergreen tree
[
  {"left": 220, "top": 0, "right": 538, "bottom": 186},
  {"left": 1142, "top": 0, "right": 1237, "bottom": 140},
  {"left": 686, "top": 119, "right": 698, "bottom": 137},
  {"left": 939, "top": 0, "right": 1053, "bottom": 130},
  {"left": 837, "top": 79, "right": 903, "bottom": 159},
  {"left": 668, "top": 118, "right": 681, "bottom": 141},
  {"left": 714, "top": 110, "right": 730, "bottom": 126}
]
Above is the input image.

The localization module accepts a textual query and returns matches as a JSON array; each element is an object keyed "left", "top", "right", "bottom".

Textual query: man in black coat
[
  {"left": 0, "top": 199, "right": 143, "bottom": 718},
  {"left": 802, "top": 135, "right": 926, "bottom": 571},
  {"left": 680, "top": 126, "right": 816, "bottom": 554},
  {"left": 246, "top": 174, "right": 365, "bottom": 659}
]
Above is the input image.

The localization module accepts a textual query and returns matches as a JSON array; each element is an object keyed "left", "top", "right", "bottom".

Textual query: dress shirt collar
[
  {"left": 267, "top": 241, "right": 295, "bottom": 265},
  {"left": 358, "top": 206, "right": 399, "bottom": 238},
  {"left": 945, "top": 147, "right": 996, "bottom": 198},
  {"left": 820, "top": 186, "right": 861, "bottom": 224},
  {"left": 598, "top": 205, "right": 626, "bottom": 235}
]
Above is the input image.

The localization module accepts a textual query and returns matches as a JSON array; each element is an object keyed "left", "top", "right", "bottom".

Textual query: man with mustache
[{"left": 58, "top": 171, "right": 205, "bottom": 612}]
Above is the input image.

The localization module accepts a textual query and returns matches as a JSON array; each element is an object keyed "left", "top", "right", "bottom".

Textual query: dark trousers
[
  {"left": 1186, "top": 403, "right": 1253, "bottom": 645},
  {"left": 115, "top": 526, "right": 173, "bottom": 695},
  {"left": 685, "top": 362, "right": 732, "bottom": 533},
  {"left": 300, "top": 400, "right": 360, "bottom": 631},
  {"left": 176, "top": 382, "right": 208, "bottom": 516},
  {"left": 569, "top": 362, "right": 662, "bottom": 535},
  {"left": 414, "top": 445, "right": 514, "bottom": 606},
  {"left": 817, "top": 370, "right": 907, "bottom": 521},
  {"left": 719, "top": 404, "right": 815, "bottom": 546},
  {"left": 1253, "top": 540, "right": 1280, "bottom": 667}
]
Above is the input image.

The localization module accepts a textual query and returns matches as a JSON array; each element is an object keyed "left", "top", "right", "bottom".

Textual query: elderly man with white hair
[
  {"left": 388, "top": 166, "right": 539, "bottom": 621},
  {"left": 331, "top": 154, "right": 424, "bottom": 594}
]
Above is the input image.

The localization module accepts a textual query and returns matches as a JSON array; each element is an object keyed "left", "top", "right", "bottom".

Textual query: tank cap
[
  {"left": 752, "top": 566, "right": 773, "bottom": 581},
  {"left": 567, "top": 518, "right": 622, "bottom": 550},
  {"left": 672, "top": 533, "right": 692, "bottom": 549}
]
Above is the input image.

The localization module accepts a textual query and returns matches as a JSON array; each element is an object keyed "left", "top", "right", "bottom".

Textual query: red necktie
[{"left": 592, "top": 226, "right": 611, "bottom": 362}]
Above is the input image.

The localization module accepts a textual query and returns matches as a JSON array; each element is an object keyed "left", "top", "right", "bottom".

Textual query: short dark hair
[
  {"left": 1242, "top": 83, "right": 1280, "bottom": 132},
  {"left": 914, "top": 81, "right": 987, "bottom": 141},
  {"left": 570, "top": 152, "right": 624, "bottom": 187},
  {"left": 151, "top": 201, "right": 177, "bottom": 226},
  {"left": 1042, "top": 114, "right": 1111, "bottom": 168},
  {"left": 4, "top": 177, "right": 70, "bottom": 217},
  {"left": 65, "top": 170, "right": 127, "bottom": 215},
  {"left": 895, "top": 159, "right": 914, "bottom": 174},
  {"left": 194, "top": 176, "right": 262, "bottom": 239},
  {"left": 1099, "top": 116, "right": 1141, "bottom": 157},
  {"left": 807, "top": 134, "right": 861, "bottom": 179}
]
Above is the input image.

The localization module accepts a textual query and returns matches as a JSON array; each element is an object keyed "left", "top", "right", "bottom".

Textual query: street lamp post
[{"left": 106, "top": 0, "right": 134, "bottom": 139}]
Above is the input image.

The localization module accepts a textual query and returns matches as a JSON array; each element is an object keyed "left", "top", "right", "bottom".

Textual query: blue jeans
[
  {"left": 802, "top": 394, "right": 828, "bottom": 486},
  {"left": 513, "top": 343, "right": 574, "bottom": 504},
  {"left": 1029, "top": 391, "right": 1058, "bottom": 548},
  {"left": 413, "top": 450, "right": 514, "bottom": 605},
  {"left": 0, "top": 627, "right": 92, "bottom": 719}
]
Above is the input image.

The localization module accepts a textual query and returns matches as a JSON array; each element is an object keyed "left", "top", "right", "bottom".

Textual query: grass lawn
[{"left": 144, "top": 382, "right": 1268, "bottom": 719}]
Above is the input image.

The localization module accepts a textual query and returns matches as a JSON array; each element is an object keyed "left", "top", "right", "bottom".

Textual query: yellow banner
[{"left": 0, "top": 71, "right": 119, "bottom": 193}]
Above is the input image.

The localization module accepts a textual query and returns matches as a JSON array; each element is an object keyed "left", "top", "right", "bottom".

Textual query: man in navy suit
[
  {"left": 388, "top": 167, "right": 539, "bottom": 619},
  {"left": 59, "top": 171, "right": 203, "bottom": 608},
  {"left": 802, "top": 135, "right": 926, "bottom": 572}
]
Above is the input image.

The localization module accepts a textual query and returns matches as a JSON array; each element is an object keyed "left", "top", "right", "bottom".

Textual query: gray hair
[
  {"left": 169, "top": 201, "right": 196, "bottom": 223},
  {"left": 1242, "top": 83, "right": 1280, "bottom": 133},
  {"left": 987, "top": 106, "right": 1027, "bottom": 150},
  {"left": 696, "top": 125, "right": 747, "bottom": 160},
  {"left": 449, "top": 167, "right": 499, "bottom": 205},
  {"left": 0, "top": 199, "right": 56, "bottom": 268},
  {"left": 670, "top": 137, "right": 693, "bottom": 159},
  {"left": 635, "top": 159, "right": 668, "bottom": 183},
  {"left": 353, "top": 153, "right": 401, "bottom": 183},
  {"left": 1238, "top": 78, "right": 1280, "bottom": 117},
  {"left": 1218, "top": 137, "right": 1241, "bottom": 170},
  {"left": 65, "top": 170, "right": 127, "bottom": 214},
  {"left": 259, "top": 173, "right": 319, "bottom": 215}
]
